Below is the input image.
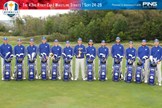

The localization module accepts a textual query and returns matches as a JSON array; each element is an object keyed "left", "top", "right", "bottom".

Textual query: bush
[{"left": 47, "top": 32, "right": 71, "bottom": 42}]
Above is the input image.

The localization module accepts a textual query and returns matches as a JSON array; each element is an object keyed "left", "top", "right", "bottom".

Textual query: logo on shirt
[
  {"left": 145, "top": 49, "right": 147, "bottom": 51},
  {"left": 45, "top": 46, "right": 47, "bottom": 48},
  {"left": 132, "top": 50, "right": 134, "bottom": 52},
  {"left": 8, "top": 47, "right": 10, "bottom": 49},
  {"left": 57, "top": 48, "right": 59, "bottom": 50},
  {"left": 33, "top": 48, "right": 35, "bottom": 50},
  {"left": 119, "top": 47, "right": 121, "bottom": 49},
  {"left": 21, "top": 48, "right": 23, "bottom": 50}
]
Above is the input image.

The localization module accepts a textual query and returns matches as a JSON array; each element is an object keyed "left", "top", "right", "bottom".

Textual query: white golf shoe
[
  {"left": 58, "top": 76, "right": 61, "bottom": 80},
  {"left": 2, "top": 77, "right": 4, "bottom": 81},
  {"left": 71, "top": 77, "right": 74, "bottom": 80},
  {"left": 74, "top": 78, "right": 78, "bottom": 81},
  {"left": 35, "top": 76, "right": 38, "bottom": 79},
  {"left": 93, "top": 77, "right": 96, "bottom": 80},
  {"left": 144, "top": 80, "right": 148, "bottom": 84}
]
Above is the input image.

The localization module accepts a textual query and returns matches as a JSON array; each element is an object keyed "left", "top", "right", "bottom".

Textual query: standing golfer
[
  {"left": 38, "top": 36, "right": 50, "bottom": 79},
  {"left": 0, "top": 37, "right": 13, "bottom": 80},
  {"left": 62, "top": 40, "right": 73, "bottom": 80},
  {"left": 111, "top": 37, "right": 124, "bottom": 79},
  {"left": 86, "top": 39, "right": 96, "bottom": 80},
  {"left": 26, "top": 38, "right": 38, "bottom": 79},
  {"left": 125, "top": 41, "right": 136, "bottom": 81},
  {"left": 150, "top": 39, "right": 161, "bottom": 86},
  {"left": 98, "top": 40, "right": 109, "bottom": 80},
  {"left": 74, "top": 38, "right": 86, "bottom": 80},
  {"left": 50, "top": 39, "right": 62, "bottom": 79},
  {"left": 13, "top": 38, "right": 26, "bottom": 79},
  {"left": 137, "top": 39, "right": 150, "bottom": 83}
]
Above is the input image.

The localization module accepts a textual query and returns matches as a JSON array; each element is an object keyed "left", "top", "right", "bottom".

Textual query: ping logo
[
  {"left": 3, "top": 1, "right": 19, "bottom": 17},
  {"left": 142, "top": 2, "right": 157, "bottom": 9}
]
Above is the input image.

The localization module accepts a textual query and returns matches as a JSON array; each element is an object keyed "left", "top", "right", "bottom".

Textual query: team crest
[{"left": 3, "top": 1, "right": 19, "bottom": 17}]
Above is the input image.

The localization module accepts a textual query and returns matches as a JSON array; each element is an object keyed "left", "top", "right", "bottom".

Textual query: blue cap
[
  {"left": 66, "top": 40, "right": 70, "bottom": 44},
  {"left": 142, "top": 39, "right": 146, "bottom": 43},
  {"left": 154, "top": 39, "right": 159, "bottom": 42},
  {"left": 30, "top": 38, "right": 34, "bottom": 42},
  {"left": 116, "top": 37, "right": 120, "bottom": 41},
  {"left": 78, "top": 38, "right": 82, "bottom": 41},
  {"left": 101, "top": 40, "right": 105, "bottom": 43},
  {"left": 17, "top": 38, "right": 22, "bottom": 42},
  {"left": 3, "top": 37, "right": 8, "bottom": 40},
  {"left": 89, "top": 39, "right": 93, "bottom": 42},
  {"left": 129, "top": 41, "right": 133, "bottom": 44},
  {"left": 42, "top": 36, "right": 46, "bottom": 40},
  {"left": 54, "top": 39, "right": 58, "bottom": 42}
]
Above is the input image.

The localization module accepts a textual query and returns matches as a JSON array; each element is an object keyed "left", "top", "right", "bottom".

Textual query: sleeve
[
  {"left": 94, "top": 47, "right": 96, "bottom": 58},
  {"left": 59, "top": 47, "right": 62, "bottom": 57},
  {"left": 13, "top": 46, "right": 16, "bottom": 55},
  {"left": 122, "top": 45, "right": 124, "bottom": 56},
  {"left": 137, "top": 47, "right": 140, "bottom": 58},
  {"left": 111, "top": 45, "right": 114, "bottom": 58},
  {"left": 74, "top": 46, "right": 77, "bottom": 56},
  {"left": 10, "top": 45, "right": 13, "bottom": 55},
  {"left": 83, "top": 46, "right": 87, "bottom": 54},
  {"left": 38, "top": 44, "right": 41, "bottom": 56},
  {"left": 71, "top": 47, "right": 73, "bottom": 56},
  {"left": 134, "top": 48, "right": 137, "bottom": 59},
  {"left": 47, "top": 44, "right": 50, "bottom": 56},
  {"left": 97, "top": 47, "right": 100, "bottom": 58},
  {"left": 106, "top": 47, "right": 109, "bottom": 58},
  {"left": 125, "top": 49, "right": 128, "bottom": 59},
  {"left": 23, "top": 46, "right": 26, "bottom": 57},
  {"left": 151, "top": 47, "right": 153, "bottom": 56},
  {"left": 148, "top": 47, "right": 150, "bottom": 57}
]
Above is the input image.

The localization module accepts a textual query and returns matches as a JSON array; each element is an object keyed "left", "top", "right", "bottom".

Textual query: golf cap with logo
[
  {"left": 78, "top": 38, "right": 82, "bottom": 41},
  {"left": 101, "top": 40, "right": 105, "bottom": 43},
  {"left": 66, "top": 40, "right": 70, "bottom": 44},
  {"left": 129, "top": 41, "right": 133, "bottom": 44},
  {"left": 89, "top": 39, "right": 93, "bottom": 43},
  {"left": 54, "top": 39, "right": 58, "bottom": 42},
  {"left": 17, "top": 38, "right": 22, "bottom": 42},
  {"left": 116, "top": 37, "right": 120, "bottom": 41},
  {"left": 42, "top": 36, "right": 46, "bottom": 40},
  {"left": 142, "top": 39, "right": 146, "bottom": 43},
  {"left": 30, "top": 38, "right": 34, "bottom": 42},
  {"left": 3, "top": 37, "right": 8, "bottom": 40},
  {"left": 154, "top": 39, "right": 159, "bottom": 42}
]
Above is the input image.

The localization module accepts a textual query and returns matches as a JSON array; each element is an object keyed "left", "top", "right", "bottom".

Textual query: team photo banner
[{"left": 0, "top": 0, "right": 162, "bottom": 10}]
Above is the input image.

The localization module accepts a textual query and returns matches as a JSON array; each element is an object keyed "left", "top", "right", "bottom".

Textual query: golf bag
[
  {"left": 135, "top": 57, "right": 144, "bottom": 83},
  {"left": 3, "top": 52, "right": 13, "bottom": 81},
  {"left": 125, "top": 54, "right": 135, "bottom": 83},
  {"left": 86, "top": 54, "right": 94, "bottom": 81},
  {"left": 40, "top": 53, "right": 48, "bottom": 80},
  {"left": 50, "top": 53, "right": 59, "bottom": 80},
  {"left": 15, "top": 53, "right": 24, "bottom": 80},
  {"left": 28, "top": 52, "right": 36, "bottom": 80},
  {"left": 112, "top": 54, "right": 123, "bottom": 82},
  {"left": 148, "top": 57, "right": 157, "bottom": 85},
  {"left": 62, "top": 54, "right": 72, "bottom": 81},
  {"left": 98, "top": 53, "right": 107, "bottom": 81}
]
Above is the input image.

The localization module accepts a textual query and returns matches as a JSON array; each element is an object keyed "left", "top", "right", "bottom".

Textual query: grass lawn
[{"left": 0, "top": 36, "right": 162, "bottom": 108}]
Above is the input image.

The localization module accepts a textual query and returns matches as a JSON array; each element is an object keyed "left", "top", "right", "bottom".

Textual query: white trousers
[
  {"left": 75, "top": 58, "right": 85, "bottom": 79},
  {"left": 156, "top": 62, "right": 161, "bottom": 83},
  {"left": 143, "top": 59, "right": 149, "bottom": 82},
  {"left": 1, "top": 57, "right": 4, "bottom": 78}
]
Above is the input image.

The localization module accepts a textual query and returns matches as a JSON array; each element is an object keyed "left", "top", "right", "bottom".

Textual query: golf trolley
[
  {"left": 3, "top": 52, "right": 13, "bottom": 81},
  {"left": 40, "top": 53, "right": 48, "bottom": 80},
  {"left": 125, "top": 54, "right": 135, "bottom": 83},
  {"left": 50, "top": 53, "right": 59, "bottom": 80},
  {"left": 62, "top": 53, "right": 73, "bottom": 81},
  {"left": 86, "top": 54, "right": 95, "bottom": 81},
  {"left": 112, "top": 54, "right": 123, "bottom": 82},
  {"left": 28, "top": 52, "right": 36, "bottom": 80},
  {"left": 14, "top": 53, "right": 24, "bottom": 81},
  {"left": 98, "top": 53, "right": 107, "bottom": 81}
]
